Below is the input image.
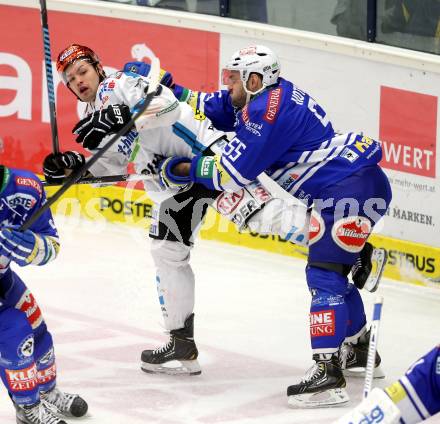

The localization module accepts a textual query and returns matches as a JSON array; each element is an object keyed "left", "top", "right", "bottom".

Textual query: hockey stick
[
  {"left": 39, "top": 0, "right": 59, "bottom": 154},
  {"left": 42, "top": 173, "right": 154, "bottom": 186},
  {"left": 363, "top": 296, "right": 384, "bottom": 398},
  {"left": 20, "top": 57, "right": 161, "bottom": 231}
]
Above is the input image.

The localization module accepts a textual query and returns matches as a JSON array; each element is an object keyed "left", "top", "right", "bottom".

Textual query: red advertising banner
[
  {"left": 379, "top": 86, "right": 437, "bottom": 178},
  {"left": 0, "top": 5, "right": 219, "bottom": 173}
]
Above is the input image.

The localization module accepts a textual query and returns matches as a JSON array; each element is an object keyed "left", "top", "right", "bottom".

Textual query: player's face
[
  {"left": 223, "top": 70, "right": 247, "bottom": 108},
  {"left": 65, "top": 60, "right": 100, "bottom": 102}
]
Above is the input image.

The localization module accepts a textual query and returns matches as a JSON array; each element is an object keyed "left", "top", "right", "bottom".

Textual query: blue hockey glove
[
  {"left": 159, "top": 157, "right": 192, "bottom": 189},
  {"left": 72, "top": 104, "right": 132, "bottom": 149},
  {"left": 123, "top": 61, "right": 174, "bottom": 87},
  {"left": 0, "top": 228, "right": 40, "bottom": 267}
]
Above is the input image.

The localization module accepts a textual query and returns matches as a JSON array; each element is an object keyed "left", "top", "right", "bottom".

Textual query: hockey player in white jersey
[{"left": 44, "top": 44, "right": 385, "bottom": 377}]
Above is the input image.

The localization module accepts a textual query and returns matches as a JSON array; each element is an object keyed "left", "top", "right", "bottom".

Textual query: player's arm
[
  {"left": 0, "top": 175, "right": 60, "bottom": 267},
  {"left": 123, "top": 61, "right": 236, "bottom": 132},
  {"left": 72, "top": 74, "right": 181, "bottom": 150}
]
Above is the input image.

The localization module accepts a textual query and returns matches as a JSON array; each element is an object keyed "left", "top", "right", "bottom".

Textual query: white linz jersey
[{"left": 84, "top": 71, "right": 224, "bottom": 203}]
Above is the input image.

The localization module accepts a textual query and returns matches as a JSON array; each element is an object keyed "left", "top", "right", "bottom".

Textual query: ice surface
[{"left": 1, "top": 216, "right": 439, "bottom": 423}]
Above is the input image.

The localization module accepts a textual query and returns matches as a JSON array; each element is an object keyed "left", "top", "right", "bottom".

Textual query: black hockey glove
[
  {"left": 43, "top": 151, "right": 85, "bottom": 183},
  {"left": 72, "top": 104, "right": 132, "bottom": 150}
]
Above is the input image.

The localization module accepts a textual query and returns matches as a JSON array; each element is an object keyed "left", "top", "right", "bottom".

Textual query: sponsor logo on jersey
[
  {"left": 309, "top": 310, "right": 335, "bottom": 337},
  {"left": 17, "top": 335, "right": 34, "bottom": 359},
  {"left": 37, "top": 363, "right": 57, "bottom": 385},
  {"left": 6, "top": 193, "right": 37, "bottom": 210},
  {"left": 263, "top": 87, "right": 282, "bottom": 123},
  {"left": 308, "top": 212, "right": 325, "bottom": 245},
  {"left": 15, "top": 290, "right": 43, "bottom": 330},
  {"left": 15, "top": 177, "right": 42, "bottom": 195},
  {"left": 249, "top": 183, "right": 272, "bottom": 203},
  {"left": 215, "top": 190, "right": 245, "bottom": 215},
  {"left": 332, "top": 216, "right": 371, "bottom": 253},
  {"left": 5, "top": 364, "right": 38, "bottom": 392}
]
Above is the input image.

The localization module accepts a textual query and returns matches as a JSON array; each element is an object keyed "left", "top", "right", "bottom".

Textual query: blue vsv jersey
[
  {"left": 0, "top": 166, "right": 59, "bottom": 274},
  {"left": 190, "top": 78, "right": 383, "bottom": 206}
]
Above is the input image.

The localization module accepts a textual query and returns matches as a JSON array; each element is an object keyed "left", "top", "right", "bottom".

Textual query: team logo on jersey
[
  {"left": 6, "top": 193, "right": 37, "bottom": 210},
  {"left": 241, "top": 105, "right": 249, "bottom": 124},
  {"left": 5, "top": 364, "right": 38, "bottom": 392},
  {"left": 263, "top": 87, "right": 282, "bottom": 123},
  {"left": 15, "top": 177, "right": 42, "bottom": 195},
  {"left": 215, "top": 190, "right": 245, "bottom": 215},
  {"left": 332, "top": 216, "right": 371, "bottom": 253},
  {"left": 310, "top": 310, "right": 335, "bottom": 337},
  {"left": 17, "top": 335, "right": 34, "bottom": 359},
  {"left": 15, "top": 290, "right": 43, "bottom": 330},
  {"left": 308, "top": 211, "right": 325, "bottom": 245}
]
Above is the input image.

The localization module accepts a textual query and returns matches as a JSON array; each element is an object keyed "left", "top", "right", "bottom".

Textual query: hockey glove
[
  {"left": 0, "top": 228, "right": 58, "bottom": 267},
  {"left": 43, "top": 151, "right": 85, "bottom": 183},
  {"left": 123, "top": 61, "right": 174, "bottom": 87},
  {"left": 72, "top": 104, "right": 132, "bottom": 149},
  {"left": 159, "top": 157, "right": 192, "bottom": 189}
]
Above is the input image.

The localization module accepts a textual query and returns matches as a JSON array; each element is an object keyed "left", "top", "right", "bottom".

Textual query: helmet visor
[{"left": 221, "top": 68, "right": 240, "bottom": 86}]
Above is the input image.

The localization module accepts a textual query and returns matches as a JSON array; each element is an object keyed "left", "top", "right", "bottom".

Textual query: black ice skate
[
  {"left": 141, "top": 313, "right": 201, "bottom": 376},
  {"left": 15, "top": 401, "right": 67, "bottom": 424},
  {"left": 351, "top": 242, "right": 387, "bottom": 292},
  {"left": 287, "top": 353, "right": 349, "bottom": 408},
  {"left": 41, "top": 386, "right": 88, "bottom": 417},
  {"left": 341, "top": 329, "right": 385, "bottom": 379}
]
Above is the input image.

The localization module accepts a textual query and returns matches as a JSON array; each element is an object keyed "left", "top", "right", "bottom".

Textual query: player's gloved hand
[
  {"left": 123, "top": 61, "right": 174, "bottom": 87},
  {"left": 43, "top": 151, "right": 85, "bottom": 183},
  {"left": 72, "top": 104, "right": 132, "bottom": 150},
  {"left": 158, "top": 157, "right": 192, "bottom": 189},
  {"left": 0, "top": 227, "right": 39, "bottom": 267}
]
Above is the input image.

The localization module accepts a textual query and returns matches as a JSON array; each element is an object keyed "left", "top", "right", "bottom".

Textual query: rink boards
[{"left": 45, "top": 183, "right": 440, "bottom": 289}]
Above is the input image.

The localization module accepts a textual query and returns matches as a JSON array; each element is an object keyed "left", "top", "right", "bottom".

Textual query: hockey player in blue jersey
[
  {"left": 119, "top": 45, "right": 392, "bottom": 407},
  {"left": 335, "top": 344, "right": 440, "bottom": 423},
  {"left": 0, "top": 165, "right": 88, "bottom": 423}
]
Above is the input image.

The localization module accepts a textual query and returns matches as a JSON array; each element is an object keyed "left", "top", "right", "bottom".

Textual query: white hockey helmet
[{"left": 222, "top": 45, "right": 280, "bottom": 89}]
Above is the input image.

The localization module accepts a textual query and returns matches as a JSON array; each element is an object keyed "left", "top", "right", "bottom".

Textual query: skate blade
[
  {"left": 141, "top": 359, "right": 201, "bottom": 376},
  {"left": 343, "top": 364, "right": 385, "bottom": 379},
  {"left": 288, "top": 388, "right": 349, "bottom": 408},
  {"left": 364, "top": 248, "right": 387, "bottom": 292}
]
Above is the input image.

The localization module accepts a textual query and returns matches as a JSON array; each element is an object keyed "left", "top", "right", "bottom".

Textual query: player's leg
[
  {"left": 7, "top": 270, "right": 88, "bottom": 418},
  {"left": 141, "top": 184, "right": 219, "bottom": 375},
  {"left": 334, "top": 345, "right": 440, "bottom": 424},
  {"left": 0, "top": 270, "right": 66, "bottom": 424},
  {"left": 287, "top": 165, "right": 391, "bottom": 408}
]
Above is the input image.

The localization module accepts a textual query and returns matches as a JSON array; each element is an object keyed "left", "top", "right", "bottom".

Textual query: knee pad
[{"left": 150, "top": 239, "right": 191, "bottom": 269}]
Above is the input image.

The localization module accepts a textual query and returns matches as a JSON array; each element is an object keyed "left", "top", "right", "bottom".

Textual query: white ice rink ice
[{"left": 1, "top": 216, "right": 439, "bottom": 423}]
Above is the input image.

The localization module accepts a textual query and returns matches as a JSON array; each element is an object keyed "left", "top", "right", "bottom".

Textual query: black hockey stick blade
[
  {"left": 42, "top": 173, "right": 154, "bottom": 186},
  {"left": 20, "top": 57, "right": 161, "bottom": 231}
]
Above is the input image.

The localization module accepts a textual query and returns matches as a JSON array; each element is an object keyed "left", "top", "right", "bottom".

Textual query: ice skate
[
  {"left": 15, "top": 401, "right": 67, "bottom": 424},
  {"left": 141, "top": 313, "right": 201, "bottom": 376},
  {"left": 287, "top": 353, "right": 349, "bottom": 408},
  {"left": 41, "top": 386, "right": 88, "bottom": 417},
  {"left": 351, "top": 242, "right": 387, "bottom": 292},
  {"left": 341, "top": 329, "right": 385, "bottom": 378}
]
